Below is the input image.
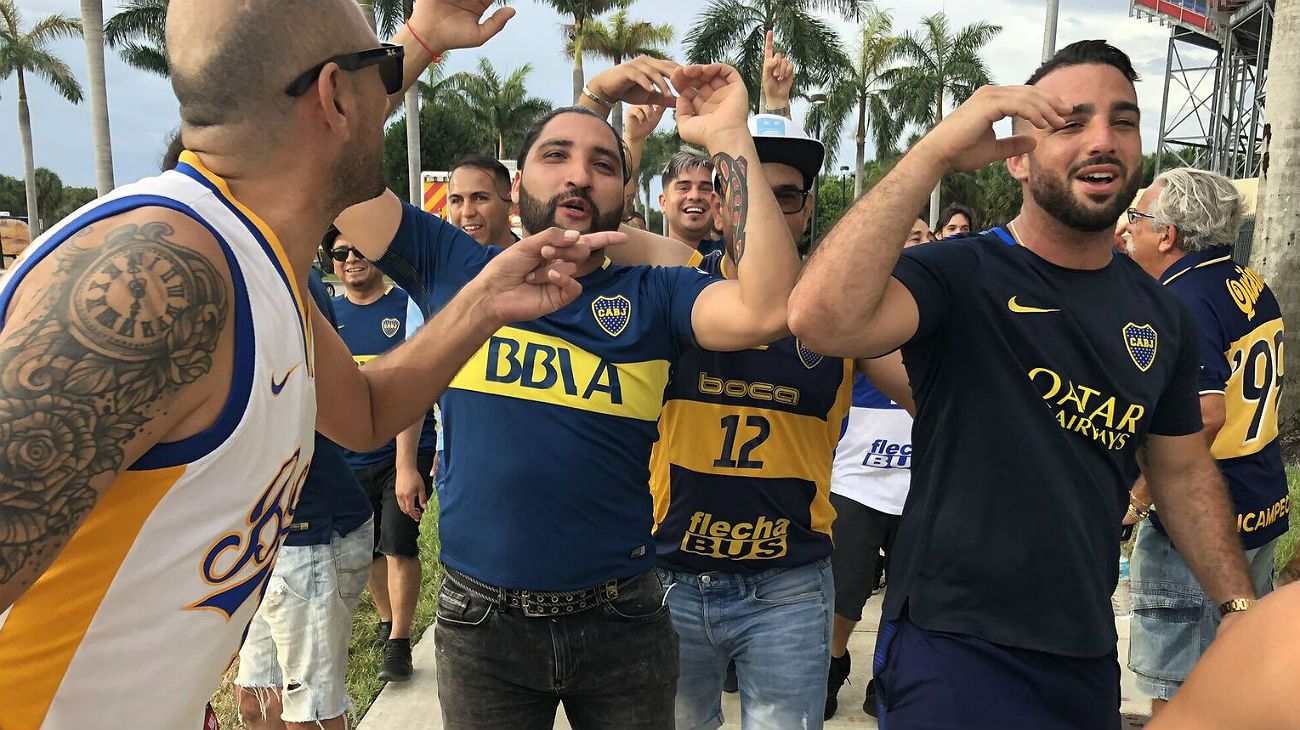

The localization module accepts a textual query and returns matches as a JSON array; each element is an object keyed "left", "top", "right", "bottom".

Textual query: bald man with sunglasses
[{"left": 0, "top": 2, "right": 627, "bottom": 727}]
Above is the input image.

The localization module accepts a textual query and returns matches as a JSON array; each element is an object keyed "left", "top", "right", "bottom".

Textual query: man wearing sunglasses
[
  {"left": 337, "top": 62, "right": 799, "bottom": 730},
  {"left": 0, "top": 1, "right": 630, "bottom": 727}
]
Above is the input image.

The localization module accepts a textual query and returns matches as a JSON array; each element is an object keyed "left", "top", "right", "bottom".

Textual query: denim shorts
[
  {"left": 1127, "top": 521, "right": 1276, "bottom": 700},
  {"left": 235, "top": 519, "right": 373, "bottom": 722}
]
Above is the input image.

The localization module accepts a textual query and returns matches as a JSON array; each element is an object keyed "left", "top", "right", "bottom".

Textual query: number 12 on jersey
[{"left": 715, "top": 414, "right": 771, "bottom": 469}]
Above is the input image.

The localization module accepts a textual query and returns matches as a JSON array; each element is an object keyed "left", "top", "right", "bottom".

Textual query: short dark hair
[
  {"left": 161, "top": 129, "right": 185, "bottom": 171},
  {"left": 661, "top": 150, "right": 714, "bottom": 187},
  {"left": 1026, "top": 40, "right": 1139, "bottom": 86},
  {"left": 450, "top": 153, "right": 512, "bottom": 194},
  {"left": 623, "top": 210, "right": 646, "bottom": 223},
  {"left": 938, "top": 203, "right": 976, "bottom": 231},
  {"left": 517, "top": 106, "right": 631, "bottom": 183}
]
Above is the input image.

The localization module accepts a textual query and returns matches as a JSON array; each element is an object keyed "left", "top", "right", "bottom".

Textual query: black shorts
[
  {"left": 830, "top": 492, "right": 900, "bottom": 621},
  {"left": 353, "top": 450, "right": 435, "bottom": 559}
]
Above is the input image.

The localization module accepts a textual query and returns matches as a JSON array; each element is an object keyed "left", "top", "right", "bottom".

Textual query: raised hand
[
  {"left": 475, "top": 228, "right": 628, "bottom": 324},
  {"left": 761, "top": 30, "right": 794, "bottom": 111},
  {"left": 624, "top": 103, "right": 668, "bottom": 145},
  {"left": 586, "top": 56, "right": 680, "bottom": 107},
  {"left": 408, "top": 0, "right": 515, "bottom": 54},
  {"left": 671, "top": 64, "right": 750, "bottom": 148},
  {"left": 915, "top": 85, "right": 1072, "bottom": 172}
]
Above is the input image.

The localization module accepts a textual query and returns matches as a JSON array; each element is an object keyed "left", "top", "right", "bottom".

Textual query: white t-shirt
[{"left": 831, "top": 372, "right": 913, "bottom": 515}]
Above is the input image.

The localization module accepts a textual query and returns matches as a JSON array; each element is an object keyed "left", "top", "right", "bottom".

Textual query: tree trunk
[
  {"left": 928, "top": 91, "right": 945, "bottom": 229},
  {"left": 17, "top": 72, "right": 41, "bottom": 236},
  {"left": 81, "top": 0, "right": 115, "bottom": 195},
  {"left": 572, "top": 19, "right": 586, "bottom": 105},
  {"left": 853, "top": 94, "right": 867, "bottom": 199},
  {"left": 405, "top": 86, "right": 421, "bottom": 204},
  {"left": 643, "top": 178, "right": 651, "bottom": 214},
  {"left": 610, "top": 50, "right": 626, "bottom": 138},
  {"left": 1248, "top": 0, "right": 1300, "bottom": 452},
  {"left": 498, "top": 131, "right": 506, "bottom": 160}
]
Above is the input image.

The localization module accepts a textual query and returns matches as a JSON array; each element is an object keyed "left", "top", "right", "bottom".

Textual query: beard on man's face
[
  {"left": 1028, "top": 154, "right": 1142, "bottom": 234},
  {"left": 517, "top": 181, "right": 623, "bottom": 235}
]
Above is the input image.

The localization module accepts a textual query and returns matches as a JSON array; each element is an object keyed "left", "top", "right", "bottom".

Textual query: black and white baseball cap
[{"left": 748, "top": 114, "right": 825, "bottom": 190}]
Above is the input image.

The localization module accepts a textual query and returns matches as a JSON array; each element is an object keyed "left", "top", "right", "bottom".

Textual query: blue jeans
[
  {"left": 1128, "top": 521, "right": 1277, "bottom": 699},
  {"left": 657, "top": 559, "right": 834, "bottom": 730}
]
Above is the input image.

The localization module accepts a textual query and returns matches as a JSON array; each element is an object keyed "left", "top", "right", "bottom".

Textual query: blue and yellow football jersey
[
  {"left": 1150, "top": 247, "right": 1288, "bottom": 549},
  {"left": 378, "top": 203, "right": 719, "bottom": 590},
  {"left": 651, "top": 252, "right": 853, "bottom": 573},
  {"left": 333, "top": 286, "right": 438, "bottom": 469}
]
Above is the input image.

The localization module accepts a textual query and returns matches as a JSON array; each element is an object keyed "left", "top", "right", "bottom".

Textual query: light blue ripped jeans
[{"left": 657, "top": 558, "right": 834, "bottom": 730}]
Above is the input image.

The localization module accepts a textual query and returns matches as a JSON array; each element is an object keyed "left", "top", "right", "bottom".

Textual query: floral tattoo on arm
[
  {"left": 0, "top": 221, "right": 228, "bottom": 592},
  {"left": 713, "top": 153, "right": 749, "bottom": 264}
]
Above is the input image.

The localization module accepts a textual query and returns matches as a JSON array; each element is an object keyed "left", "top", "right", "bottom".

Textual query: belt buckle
[{"left": 519, "top": 591, "right": 550, "bottom": 618}]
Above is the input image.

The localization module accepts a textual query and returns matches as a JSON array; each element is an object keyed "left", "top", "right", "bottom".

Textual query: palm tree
[
  {"left": 637, "top": 129, "right": 680, "bottom": 214},
  {"left": 81, "top": 0, "right": 114, "bottom": 194},
  {"left": 881, "top": 12, "right": 1000, "bottom": 225},
  {"left": 103, "top": 0, "right": 168, "bottom": 77},
  {"left": 0, "top": 2, "right": 84, "bottom": 236},
  {"left": 684, "top": 0, "right": 869, "bottom": 112},
  {"left": 540, "top": 0, "right": 622, "bottom": 105},
  {"left": 805, "top": 5, "right": 900, "bottom": 200},
  {"left": 369, "top": 0, "right": 424, "bottom": 205},
  {"left": 566, "top": 1, "right": 672, "bottom": 138},
  {"left": 450, "top": 58, "right": 553, "bottom": 159}
]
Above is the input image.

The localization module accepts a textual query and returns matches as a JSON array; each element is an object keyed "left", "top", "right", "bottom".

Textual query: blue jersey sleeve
[
  {"left": 654, "top": 265, "right": 721, "bottom": 352},
  {"left": 891, "top": 239, "right": 981, "bottom": 343},
  {"left": 405, "top": 295, "right": 425, "bottom": 339},
  {"left": 376, "top": 202, "right": 495, "bottom": 313},
  {"left": 307, "top": 270, "right": 338, "bottom": 327}
]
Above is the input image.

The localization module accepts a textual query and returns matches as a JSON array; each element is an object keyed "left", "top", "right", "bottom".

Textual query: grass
[
  {"left": 210, "top": 500, "right": 442, "bottom": 727},
  {"left": 1272, "top": 468, "right": 1300, "bottom": 573}
]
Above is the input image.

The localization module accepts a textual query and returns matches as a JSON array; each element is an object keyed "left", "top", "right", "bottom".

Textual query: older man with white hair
[{"left": 1122, "top": 167, "right": 1288, "bottom": 717}]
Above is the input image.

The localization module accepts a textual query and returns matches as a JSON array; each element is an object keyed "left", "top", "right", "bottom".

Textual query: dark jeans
[{"left": 434, "top": 568, "right": 679, "bottom": 730}]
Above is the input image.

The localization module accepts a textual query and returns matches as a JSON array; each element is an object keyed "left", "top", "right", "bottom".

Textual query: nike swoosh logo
[
  {"left": 271, "top": 363, "right": 301, "bottom": 396},
  {"left": 1007, "top": 296, "right": 1060, "bottom": 314}
]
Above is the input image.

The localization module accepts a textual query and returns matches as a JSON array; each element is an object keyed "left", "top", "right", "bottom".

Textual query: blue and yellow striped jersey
[
  {"left": 1150, "top": 247, "right": 1288, "bottom": 549},
  {"left": 651, "top": 252, "right": 853, "bottom": 573},
  {"left": 378, "top": 203, "right": 719, "bottom": 590}
]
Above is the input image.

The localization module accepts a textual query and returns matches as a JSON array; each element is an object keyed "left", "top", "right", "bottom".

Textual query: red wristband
[{"left": 405, "top": 20, "right": 442, "bottom": 63}]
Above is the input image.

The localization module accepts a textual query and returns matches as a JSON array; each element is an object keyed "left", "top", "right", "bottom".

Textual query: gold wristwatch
[{"left": 1218, "top": 598, "right": 1254, "bottom": 617}]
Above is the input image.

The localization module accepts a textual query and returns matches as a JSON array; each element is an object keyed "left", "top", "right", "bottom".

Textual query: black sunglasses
[
  {"left": 328, "top": 245, "right": 365, "bottom": 263},
  {"left": 773, "top": 187, "right": 810, "bottom": 214},
  {"left": 285, "top": 43, "right": 404, "bottom": 97}
]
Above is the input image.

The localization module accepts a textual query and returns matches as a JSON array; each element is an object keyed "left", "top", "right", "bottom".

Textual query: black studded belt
[{"left": 442, "top": 565, "right": 644, "bottom": 618}]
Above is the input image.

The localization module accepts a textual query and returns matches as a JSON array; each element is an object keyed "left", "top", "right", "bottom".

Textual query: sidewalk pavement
[{"left": 359, "top": 592, "right": 1151, "bottom": 730}]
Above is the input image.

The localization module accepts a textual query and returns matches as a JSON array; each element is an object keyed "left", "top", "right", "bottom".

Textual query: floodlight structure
[{"left": 1131, "top": 0, "right": 1274, "bottom": 178}]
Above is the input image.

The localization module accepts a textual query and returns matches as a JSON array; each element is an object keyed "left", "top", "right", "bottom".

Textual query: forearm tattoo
[
  {"left": 0, "top": 221, "right": 228, "bottom": 589},
  {"left": 713, "top": 153, "right": 749, "bottom": 263}
]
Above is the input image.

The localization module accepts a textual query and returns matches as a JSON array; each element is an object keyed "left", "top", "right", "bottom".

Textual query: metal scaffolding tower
[{"left": 1131, "top": 0, "right": 1274, "bottom": 178}]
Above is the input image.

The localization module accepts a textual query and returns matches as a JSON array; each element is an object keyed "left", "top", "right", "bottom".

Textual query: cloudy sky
[{"left": 1, "top": 0, "right": 1213, "bottom": 192}]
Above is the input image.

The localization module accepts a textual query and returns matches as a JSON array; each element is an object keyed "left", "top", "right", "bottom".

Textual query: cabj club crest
[
  {"left": 1123, "top": 322, "right": 1158, "bottom": 372},
  {"left": 593, "top": 295, "right": 631, "bottom": 337},
  {"left": 381, "top": 317, "right": 401, "bottom": 338},
  {"left": 795, "top": 338, "right": 824, "bottom": 369}
]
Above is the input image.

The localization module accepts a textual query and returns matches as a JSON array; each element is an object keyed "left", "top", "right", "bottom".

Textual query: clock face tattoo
[{"left": 70, "top": 227, "right": 195, "bottom": 361}]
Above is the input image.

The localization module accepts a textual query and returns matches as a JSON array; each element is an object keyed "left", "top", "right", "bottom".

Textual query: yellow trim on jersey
[
  {"left": 178, "top": 151, "right": 314, "bottom": 372},
  {"left": 1213, "top": 316, "right": 1285, "bottom": 459},
  {"left": 687, "top": 250, "right": 704, "bottom": 269},
  {"left": 0, "top": 465, "right": 187, "bottom": 728},
  {"left": 1161, "top": 254, "right": 1233, "bottom": 287},
  {"left": 450, "top": 325, "right": 670, "bottom": 421}
]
